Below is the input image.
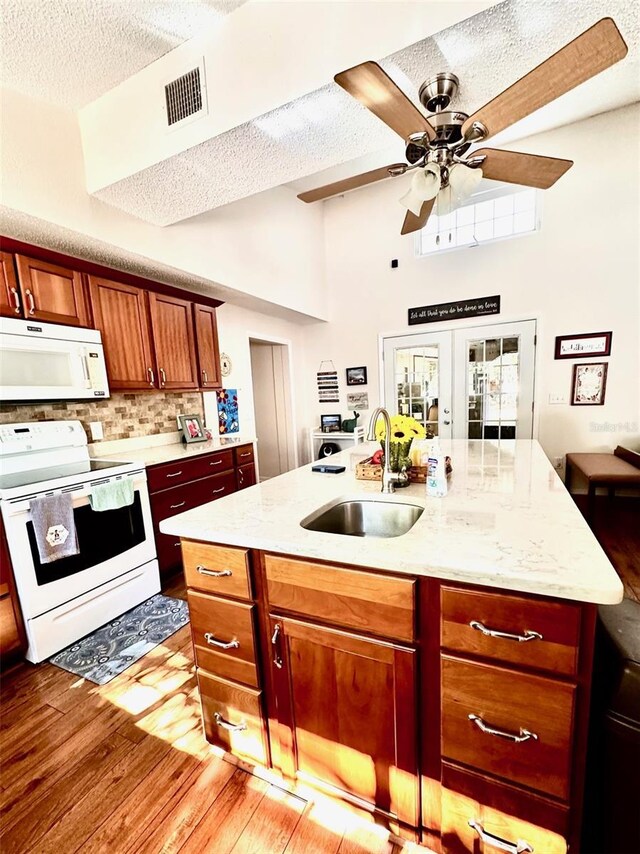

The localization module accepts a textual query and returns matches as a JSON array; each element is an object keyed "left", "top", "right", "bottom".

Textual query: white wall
[
  {"left": 300, "top": 104, "right": 640, "bottom": 465},
  {"left": 0, "top": 87, "right": 328, "bottom": 320}
]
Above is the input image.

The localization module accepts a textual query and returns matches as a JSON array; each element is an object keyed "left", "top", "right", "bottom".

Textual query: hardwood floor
[
  {"left": 0, "top": 574, "right": 427, "bottom": 854},
  {"left": 572, "top": 496, "right": 640, "bottom": 602}
]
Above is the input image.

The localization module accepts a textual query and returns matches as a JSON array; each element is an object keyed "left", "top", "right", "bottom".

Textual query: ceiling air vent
[{"left": 164, "top": 67, "right": 204, "bottom": 127}]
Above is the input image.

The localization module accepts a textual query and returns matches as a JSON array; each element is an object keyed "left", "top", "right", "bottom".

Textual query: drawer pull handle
[
  {"left": 239, "top": 452, "right": 251, "bottom": 458},
  {"left": 159, "top": 366, "right": 167, "bottom": 387},
  {"left": 468, "top": 714, "right": 538, "bottom": 744},
  {"left": 204, "top": 632, "right": 239, "bottom": 650},
  {"left": 166, "top": 471, "right": 183, "bottom": 478},
  {"left": 212, "top": 487, "right": 225, "bottom": 494},
  {"left": 10, "top": 287, "right": 21, "bottom": 313},
  {"left": 214, "top": 712, "right": 247, "bottom": 732},
  {"left": 196, "top": 566, "right": 232, "bottom": 578},
  {"left": 272, "top": 622, "right": 283, "bottom": 669},
  {"left": 147, "top": 367, "right": 155, "bottom": 386},
  {"left": 470, "top": 621, "right": 543, "bottom": 643},
  {"left": 209, "top": 460, "right": 222, "bottom": 466},
  {"left": 170, "top": 501, "right": 186, "bottom": 509},
  {"left": 468, "top": 820, "right": 533, "bottom": 853}
]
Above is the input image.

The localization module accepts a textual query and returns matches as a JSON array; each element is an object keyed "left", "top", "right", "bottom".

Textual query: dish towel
[
  {"left": 30, "top": 492, "right": 80, "bottom": 564},
  {"left": 89, "top": 478, "right": 135, "bottom": 512}
]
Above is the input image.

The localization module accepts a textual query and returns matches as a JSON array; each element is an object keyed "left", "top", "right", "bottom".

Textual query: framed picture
[
  {"left": 320, "top": 414, "right": 341, "bottom": 433},
  {"left": 555, "top": 331, "right": 612, "bottom": 359},
  {"left": 346, "top": 366, "right": 367, "bottom": 386},
  {"left": 571, "top": 363, "right": 608, "bottom": 406},
  {"left": 178, "top": 414, "right": 207, "bottom": 443}
]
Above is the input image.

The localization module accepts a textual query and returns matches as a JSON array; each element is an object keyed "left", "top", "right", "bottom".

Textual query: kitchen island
[{"left": 161, "top": 440, "right": 623, "bottom": 853}]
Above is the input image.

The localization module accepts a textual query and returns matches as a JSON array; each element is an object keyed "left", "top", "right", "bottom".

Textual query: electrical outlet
[
  {"left": 89, "top": 421, "right": 104, "bottom": 441},
  {"left": 554, "top": 456, "right": 564, "bottom": 470},
  {"left": 549, "top": 393, "right": 568, "bottom": 405}
]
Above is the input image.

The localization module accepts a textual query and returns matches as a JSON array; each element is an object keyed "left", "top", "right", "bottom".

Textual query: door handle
[
  {"left": 10, "top": 288, "right": 21, "bottom": 314},
  {"left": 159, "top": 367, "right": 166, "bottom": 387},
  {"left": 443, "top": 420, "right": 451, "bottom": 425},
  {"left": 271, "top": 622, "right": 283, "bottom": 669},
  {"left": 202, "top": 369, "right": 208, "bottom": 384},
  {"left": 147, "top": 367, "right": 155, "bottom": 386},
  {"left": 25, "top": 289, "right": 36, "bottom": 315}
]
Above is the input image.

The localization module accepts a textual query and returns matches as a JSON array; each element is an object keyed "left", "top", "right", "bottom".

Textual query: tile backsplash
[{"left": 0, "top": 392, "right": 205, "bottom": 443}]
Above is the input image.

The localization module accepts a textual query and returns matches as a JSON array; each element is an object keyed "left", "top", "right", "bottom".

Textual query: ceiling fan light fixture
[
  {"left": 448, "top": 161, "right": 483, "bottom": 202},
  {"left": 399, "top": 163, "right": 441, "bottom": 216}
]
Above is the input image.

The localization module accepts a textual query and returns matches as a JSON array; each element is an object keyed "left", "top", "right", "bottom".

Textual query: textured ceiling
[
  {"left": 91, "top": 0, "right": 640, "bottom": 225},
  {"left": 0, "top": 0, "right": 245, "bottom": 109}
]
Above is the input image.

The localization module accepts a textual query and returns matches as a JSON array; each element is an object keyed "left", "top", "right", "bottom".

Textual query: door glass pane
[
  {"left": 393, "top": 345, "right": 439, "bottom": 436},
  {"left": 0, "top": 349, "right": 73, "bottom": 387},
  {"left": 467, "top": 335, "right": 520, "bottom": 439}
]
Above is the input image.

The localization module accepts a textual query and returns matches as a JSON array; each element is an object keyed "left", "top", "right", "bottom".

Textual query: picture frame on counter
[
  {"left": 178, "top": 414, "right": 207, "bottom": 443},
  {"left": 571, "top": 362, "right": 608, "bottom": 406},
  {"left": 346, "top": 366, "right": 368, "bottom": 386},
  {"left": 320, "top": 414, "right": 342, "bottom": 433},
  {"left": 555, "top": 331, "right": 612, "bottom": 359}
]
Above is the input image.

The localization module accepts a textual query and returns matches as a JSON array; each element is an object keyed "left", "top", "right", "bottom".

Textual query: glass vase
[{"left": 382, "top": 439, "right": 413, "bottom": 475}]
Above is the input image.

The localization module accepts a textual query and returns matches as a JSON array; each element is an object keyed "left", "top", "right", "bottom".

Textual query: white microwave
[{"left": 0, "top": 317, "right": 110, "bottom": 401}]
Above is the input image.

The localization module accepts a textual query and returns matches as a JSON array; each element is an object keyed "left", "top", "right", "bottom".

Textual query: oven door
[{"left": 2, "top": 469, "right": 156, "bottom": 618}]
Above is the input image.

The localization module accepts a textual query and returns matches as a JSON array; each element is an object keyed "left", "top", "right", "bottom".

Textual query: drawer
[
  {"left": 189, "top": 470, "right": 237, "bottom": 505},
  {"left": 188, "top": 590, "right": 258, "bottom": 688},
  {"left": 265, "top": 554, "right": 415, "bottom": 642},
  {"left": 441, "top": 763, "right": 568, "bottom": 854},
  {"left": 183, "top": 540, "right": 251, "bottom": 600},
  {"left": 441, "top": 586, "right": 581, "bottom": 676},
  {"left": 147, "top": 450, "right": 233, "bottom": 493},
  {"left": 198, "top": 669, "right": 268, "bottom": 766},
  {"left": 235, "top": 444, "right": 255, "bottom": 466},
  {"left": 150, "top": 481, "right": 195, "bottom": 521},
  {"left": 441, "top": 655, "right": 575, "bottom": 801}
]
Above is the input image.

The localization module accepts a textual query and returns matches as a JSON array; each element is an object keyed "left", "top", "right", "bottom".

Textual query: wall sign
[
  {"left": 555, "top": 331, "right": 612, "bottom": 359},
  {"left": 408, "top": 295, "right": 500, "bottom": 325}
]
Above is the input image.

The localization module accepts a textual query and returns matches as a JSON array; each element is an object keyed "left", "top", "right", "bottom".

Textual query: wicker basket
[{"left": 355, "top": 457, "right": 382, "bottom": 481}]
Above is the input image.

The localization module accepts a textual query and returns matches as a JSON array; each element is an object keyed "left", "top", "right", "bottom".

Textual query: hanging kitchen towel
[
  {"left": 30, "top": 492, "right": 79, "bottom": 564},
  {"left": 89, "top": 478, "right": 135, "bottom": 512}
]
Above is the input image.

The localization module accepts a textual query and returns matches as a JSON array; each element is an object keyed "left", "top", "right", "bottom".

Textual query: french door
[{"left": 383, "top": 320, "right": 536, "bottom": 440}]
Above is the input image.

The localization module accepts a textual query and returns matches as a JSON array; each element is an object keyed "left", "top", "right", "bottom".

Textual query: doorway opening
[
  {"left": 249, "top": 338, "right": 297, "bottom": 480},
  {"left": 382, "top": 319, "right": 537, "bottom": 440}
]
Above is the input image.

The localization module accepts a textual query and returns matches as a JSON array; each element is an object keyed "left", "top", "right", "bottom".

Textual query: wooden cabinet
[
  {"left": 148, "top": 292, "right": 198, "bottom": 390},
  {"left": 0, "top": 515, "right": 25, "bottom": 668},
  {"left": 182, "top": 540, "right": 251, "bottom": 600},
  {"left": 194, "top": 305, "right": 221, "bottom": 389},
  {"left": 88, "top": 277, "right": 155, "bottom": 390},
  {"left": 198, "top": 670, "right": 268, "bottom": 766},
  {"left": 237, "top": 463, "right": 256, "bottom": 490},
  {"left": 0, "top": 252, "right": 21, "bottom": 318},
  {"left": 269, "top": 615, "right": 419, "bottom": 827},
  {"left": 15, "top": 255, "right": 89, "bottom": 326}
]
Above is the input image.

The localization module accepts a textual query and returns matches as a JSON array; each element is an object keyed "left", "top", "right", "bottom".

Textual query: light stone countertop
[
  {"left": 160, "top": 439, "right": 624, "bottom": 605},
  {"left": 94, "top": 435, "right": 255, "bottom": 467}
]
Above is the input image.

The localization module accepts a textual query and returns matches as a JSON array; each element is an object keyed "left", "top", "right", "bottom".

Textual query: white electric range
[{"left": 0, "top": 421, "right": 159, "bottom": 662}]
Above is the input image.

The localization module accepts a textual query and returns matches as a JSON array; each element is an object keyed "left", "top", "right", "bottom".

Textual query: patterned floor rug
[{"left": 49, "top": 594, "right": 190, "bottom": 685}]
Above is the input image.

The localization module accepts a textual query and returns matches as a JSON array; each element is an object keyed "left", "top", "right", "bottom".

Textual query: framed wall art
[
  {"left": 571, "top": 363, "right": 608, "bottom": 406},
  {"left": 346, "top": 366, "right": 367, "bottom": 386},
  {"left": 555, "top": 331, "right": 612, "bottom": 359}
]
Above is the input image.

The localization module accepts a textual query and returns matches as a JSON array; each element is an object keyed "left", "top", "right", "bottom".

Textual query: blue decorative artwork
[{"left": 217, "top": 388, "right": 239, "bottom": 434}]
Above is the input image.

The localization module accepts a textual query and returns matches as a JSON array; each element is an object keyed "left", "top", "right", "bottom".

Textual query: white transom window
[{"left": 416, "top": 186, "right": 541, "bottom": 256}]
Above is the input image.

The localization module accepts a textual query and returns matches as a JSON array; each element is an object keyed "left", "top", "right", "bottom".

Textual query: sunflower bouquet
[{"left": 375, "top": 414, "right": 426, "bottom": 473}]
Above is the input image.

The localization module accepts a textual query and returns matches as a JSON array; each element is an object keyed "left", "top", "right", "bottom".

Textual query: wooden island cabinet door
[
  {"left": 148, "top": 293, "right": 199, "bottom": 390},
  {"left": 194, "top": 304, "right": 221, "bottom": 389},
  {"left": 0, "top": 252, "right": 21, "bottom": 318},
  {"left": 269, "top": 615, "right": 419, "bottom": 828},
  {"left": 88, "top": 276, "right": 157, "bottom": 390},
  {"left": 15, "top": 255, "right": 90, "bottom": 326}
]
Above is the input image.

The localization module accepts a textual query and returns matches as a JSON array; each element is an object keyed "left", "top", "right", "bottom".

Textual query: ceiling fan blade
[
  {"left": 473, "top": 148, "right": 573, "bottom": 189},
  {"left": 462, "top": 18, "right": 628, "bottom": 141},
  {"left": 401, "top": 198, "right": 435, "bottom": 235},
  {"left": 335, "top": 61, "right": 436, "bottom": 142},
  {"left": 297, "top": 164, "right": 407, "bottom": 203}
]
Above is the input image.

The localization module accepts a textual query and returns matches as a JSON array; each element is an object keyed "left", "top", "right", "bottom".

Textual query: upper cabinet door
[
  {"left": 15, "top": 255, "right": 90, "bottom": 327},
  {"left": 194, "top": 305, "right": 222, "bottom": 389},
  {"left": 88, "top": 276, "right": 157, "bottom": 391},
  {"left": 148, "top": 293, "right": 199, "bottom": 390},
  {"left": 0, "top": 253, "right": 21, "bottom": 318},
  {"left": 269, "top": 616, "right": 419, "bottom": 828}
]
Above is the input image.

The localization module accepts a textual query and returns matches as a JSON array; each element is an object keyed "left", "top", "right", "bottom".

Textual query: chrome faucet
[{"left": 367, "top": 407, "right": 407, "bottom": 494}]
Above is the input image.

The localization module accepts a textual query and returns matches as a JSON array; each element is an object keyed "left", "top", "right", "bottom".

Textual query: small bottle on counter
[{"left": 425, "top": 440, "right": 448, "bottom": 498}]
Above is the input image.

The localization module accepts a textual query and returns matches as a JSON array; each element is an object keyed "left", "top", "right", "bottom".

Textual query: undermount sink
[{"left": 301, "top": 497, "right": 423, "bottom": 538}]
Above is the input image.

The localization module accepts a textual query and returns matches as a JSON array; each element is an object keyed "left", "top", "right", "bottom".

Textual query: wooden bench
[{"left": 565, "top": 445, "right": 640, "bottom": 525}]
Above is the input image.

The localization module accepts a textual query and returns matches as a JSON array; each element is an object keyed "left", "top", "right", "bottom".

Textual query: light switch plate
[
  {"left": 548, "top": 393, "right": 568, "bottom": 405},
  {"left": 89, "top": 421, "right": 104, "bottom": 441}
]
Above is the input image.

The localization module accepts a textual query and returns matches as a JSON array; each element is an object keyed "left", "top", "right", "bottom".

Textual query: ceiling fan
[{"left": 298, "top": 18, "right": 628, "bottom": 235}]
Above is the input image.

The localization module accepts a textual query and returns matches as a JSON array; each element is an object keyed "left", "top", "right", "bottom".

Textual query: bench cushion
[{"left": 566, "top": 453, "right": 640, "bottom": 484}]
